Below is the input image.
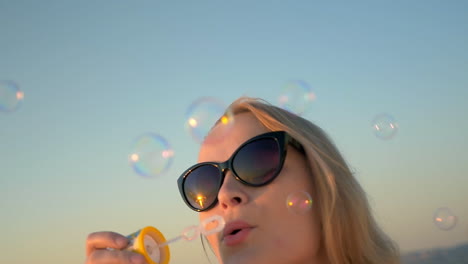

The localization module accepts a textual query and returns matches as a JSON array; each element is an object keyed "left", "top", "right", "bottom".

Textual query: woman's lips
[
  {"left": 222, "top": 227, "right": 254, "bottom": 246},
  {"left": 222, "top": 220, "right": 255, "bottom": 246}
]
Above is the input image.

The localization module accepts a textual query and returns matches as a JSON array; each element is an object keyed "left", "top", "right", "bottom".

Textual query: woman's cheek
[{"left": 207, "top": 233, "right": 220, "bottom": 253}]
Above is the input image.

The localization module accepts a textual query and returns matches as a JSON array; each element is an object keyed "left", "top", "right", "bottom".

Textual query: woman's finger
[
  {"left": 86, "top": 231, "right": 129, "bottom": 256},
  {"left": 86, "top": 249, "right": 146, "bottom": 264}
]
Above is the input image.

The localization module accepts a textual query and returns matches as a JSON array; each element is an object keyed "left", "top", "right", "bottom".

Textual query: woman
[{"left": 85, "top": 97, "right": 400, "bottom": 264}]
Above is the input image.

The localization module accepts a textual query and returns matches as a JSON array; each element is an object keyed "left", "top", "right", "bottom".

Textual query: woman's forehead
[{"left": 197, "top": 113, "right": 268, "bottom": 162}]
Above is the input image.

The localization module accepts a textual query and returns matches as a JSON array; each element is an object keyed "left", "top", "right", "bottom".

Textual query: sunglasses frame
[{"left": 177, "top": 131, "right": 304, "bottom": 212}]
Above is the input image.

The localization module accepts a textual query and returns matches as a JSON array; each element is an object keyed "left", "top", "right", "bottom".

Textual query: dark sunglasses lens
[
  {"left": 183, "top": 165, "right": 221, "bottom": 210},
  {"left": 232, "top": 138, "right": 281, "bottom": 185}
]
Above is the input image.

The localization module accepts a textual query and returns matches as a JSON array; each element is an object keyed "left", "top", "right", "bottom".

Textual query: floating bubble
[
  {"left": 371, "top": 113, "right": 398, "bottom": 140},
  {"left": 278, "top": 80, "right": 316, "bottom": 115},
  {"left": 129, "top": 133, "right": 174, "bottom": 178},
  {"left": 0, "top": 80, "right": 24, "bottom": 112},
  {"left": 286, "top": 191, "right": 313, "bottom": 214},
  {"left": 185, "top": 97, "right": 235, "bottom": 144},
  {"left": 433, "top": 207, "right": 457, "bottom": 231}
]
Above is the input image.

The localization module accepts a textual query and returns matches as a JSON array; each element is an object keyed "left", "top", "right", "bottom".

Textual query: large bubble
[
  {"left": 286, "top": 191, "right": 313, "bottom": 214},
  {"left": 278, "top": 80, "right": 316, "bottom": 115},
  {"left": 371, "top": 113, "right": 398, "bottom": 140},
  {"left": 433, "top": 207, "right": 457, "bottom": 231},
  {"left": 129, "top": 133, "right": 174, "bottom": 178},
  {"left": 185, "top": 97, "right": 235, "bottom": 144},
  {"left": 0, "top": 80, "right": 24, "bottom": 112}
]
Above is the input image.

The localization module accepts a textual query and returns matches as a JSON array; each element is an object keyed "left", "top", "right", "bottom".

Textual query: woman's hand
[{"left": 85, "top": 231, "right": 147, "bottom": 264}]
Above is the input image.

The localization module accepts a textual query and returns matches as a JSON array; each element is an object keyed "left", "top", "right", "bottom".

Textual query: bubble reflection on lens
[
  {"left": 185, "top": 97, "right": 235, "bottom": 144},
  {"left": 371, "top": 113, "right": 398, "bottom": 140},
  {"left": 433, "top": 207, "right": 457, "bottom": 231},
  {"left": 286, "top": 191, "right": 313, "bottom": 214},
  {"left": 0, "top": 80, "right": 24, "bottom": 112},
  {"left": 278, "top": 80, "right": 316, "bottom": 116},
  {"left": 129, "top": 133, "right": 174, "bottom": 178}
]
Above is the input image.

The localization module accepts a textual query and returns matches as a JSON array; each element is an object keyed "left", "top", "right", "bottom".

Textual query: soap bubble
[
  {"left": 185, "top": 97, "right": 235, "bottom": 144},
  {"left": 278, "top": 80, "right": 316, "bottom": 115},
  {"left": 371, "top": 113, "right": 398, "bottom": 140},
  {"left": 286, "top": 191, "right": 313, "bottom": 214},
  {"left": 0, "top": 80, "right": 24, "bottom": 112},
  {"left": 129, "top": 133, "right": 174, "bottom": 178},
  {"left": 433, "top": 207, "right": 457, "bottom": 231}
]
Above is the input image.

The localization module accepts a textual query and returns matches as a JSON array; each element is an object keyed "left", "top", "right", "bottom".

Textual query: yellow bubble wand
[{"left": 123, "top": 215, "right": 225, "bottom": 264}]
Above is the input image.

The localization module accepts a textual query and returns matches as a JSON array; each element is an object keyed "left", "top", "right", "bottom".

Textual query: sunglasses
[{"left": 177, "top": 131, "right": 304, "bottom": 212}]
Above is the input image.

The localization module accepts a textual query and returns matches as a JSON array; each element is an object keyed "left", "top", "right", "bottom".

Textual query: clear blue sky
[{"left": 1, "top": 1, "right": 467, "bottom": 263}]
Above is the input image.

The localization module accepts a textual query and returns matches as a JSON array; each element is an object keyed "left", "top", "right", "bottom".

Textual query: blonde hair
[{"left": 223, "top": 97, "right": 400, "bottom": 264}]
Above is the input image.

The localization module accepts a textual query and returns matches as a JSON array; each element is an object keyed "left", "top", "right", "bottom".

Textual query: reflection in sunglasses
[{"left": 196, "top": 194, "right": 207, "bottom": 208}]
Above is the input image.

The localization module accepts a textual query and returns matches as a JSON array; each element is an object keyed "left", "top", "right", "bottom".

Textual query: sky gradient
[{"left": 1, "top": 1, "right": 468, "bottom": 263}]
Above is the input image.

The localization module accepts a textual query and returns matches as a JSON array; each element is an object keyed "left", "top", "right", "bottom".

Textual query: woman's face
[{"left": 197, "top": 113, "right": 326, "bottom": 264}]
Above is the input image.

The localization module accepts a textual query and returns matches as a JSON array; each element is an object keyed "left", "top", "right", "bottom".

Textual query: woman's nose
[{"left": 217, "top": 170, "right": 249, "bottom": 210}]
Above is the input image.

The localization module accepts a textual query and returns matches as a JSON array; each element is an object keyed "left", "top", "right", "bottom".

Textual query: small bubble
[
  {"left": 129, "top": 133, "right": 174, "bottom": 178},
  {"left": 371, "top": 113, "right": 398, "bottom": 140},
  {"left": 0, "top": 80, "right": 24, "bottom": 112},
  {"left": 286, "top": 191, "right": 313, "bottom": 214},
  {"left": 185, "top": 97, "right": 235, "bottom": 144},
  {"left": 433, "top": 207, "right": 457, "bottom": 231},
  {"left": 278, "top": 80, "right": 316, "bottom": 115}
]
